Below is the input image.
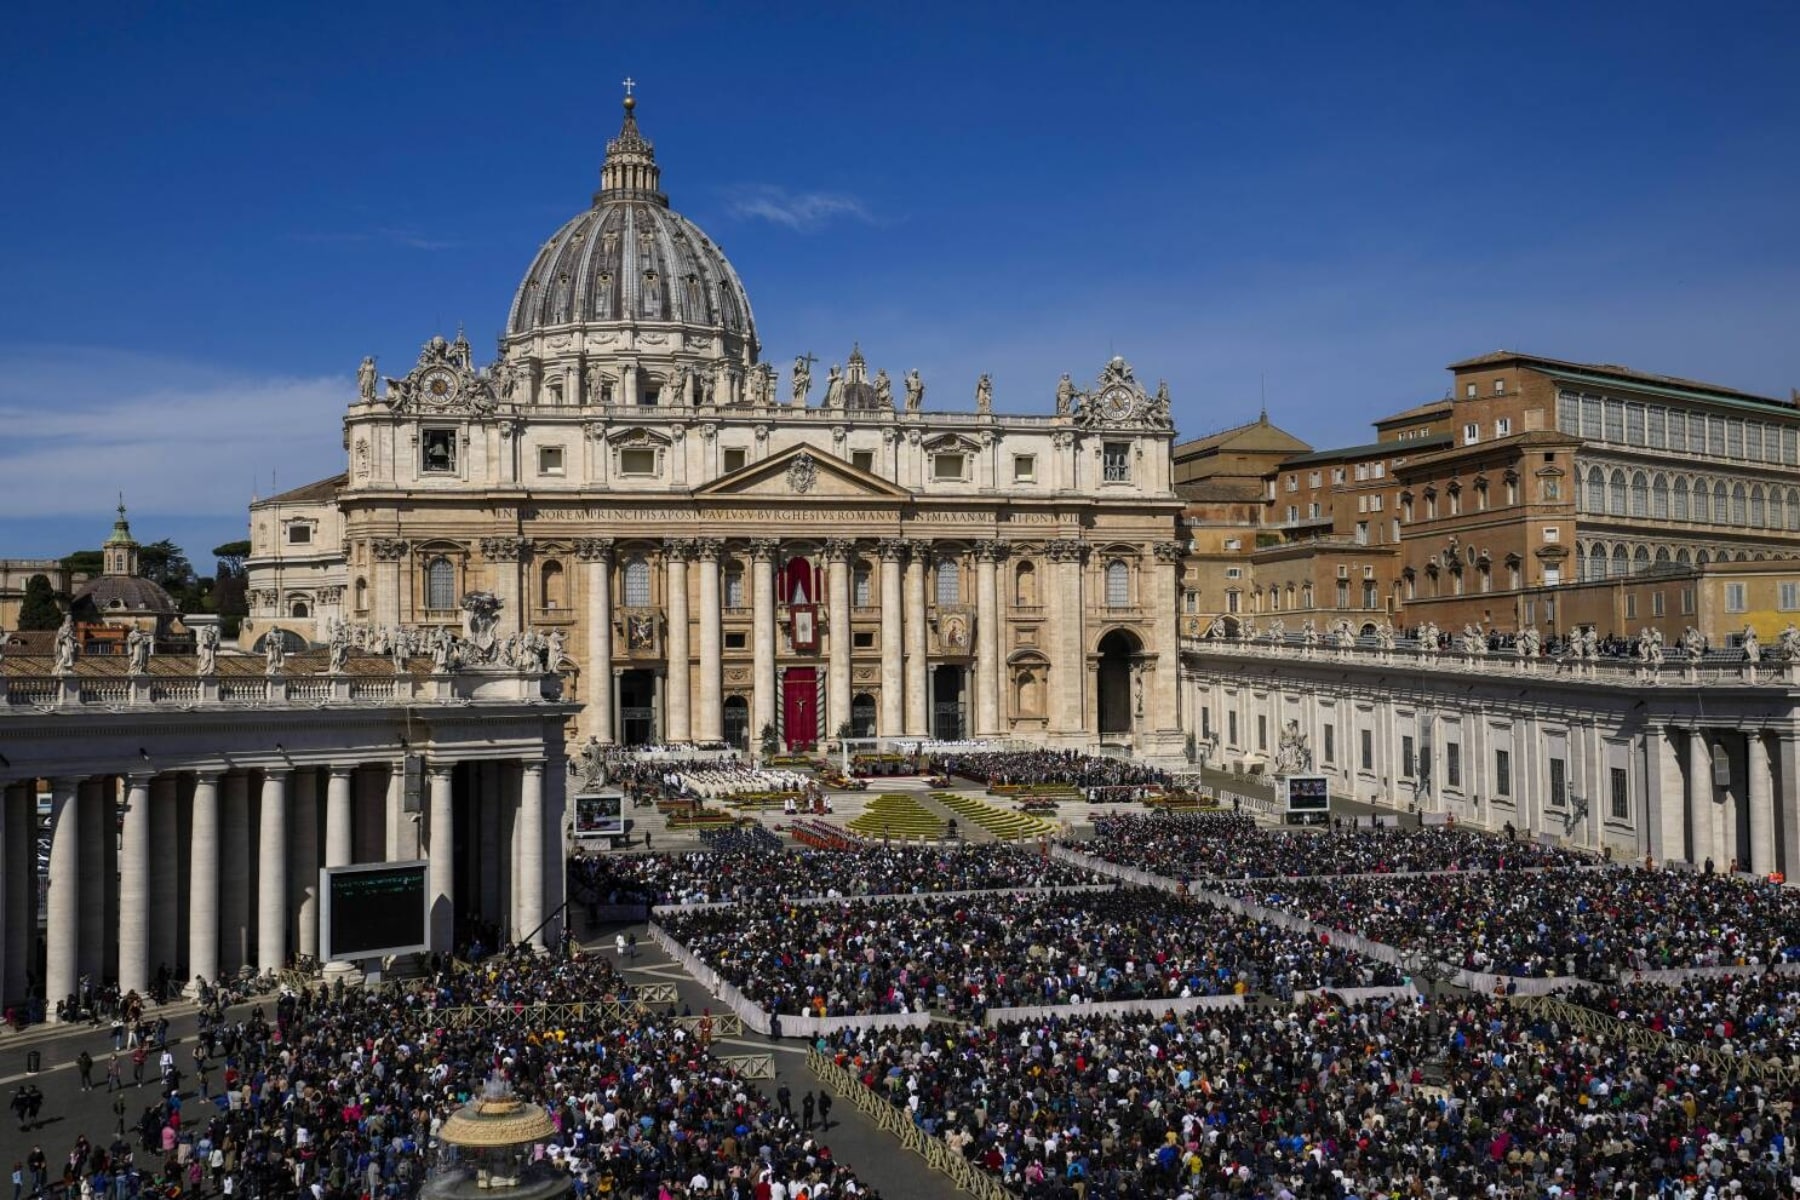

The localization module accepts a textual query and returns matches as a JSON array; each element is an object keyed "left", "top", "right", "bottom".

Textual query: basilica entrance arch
[
  {"left": 722, "top": 696, "right": 749, "bottom": 751},
  {"left": 1096, "top": 628, "right": 1141, "bottom": 739}
]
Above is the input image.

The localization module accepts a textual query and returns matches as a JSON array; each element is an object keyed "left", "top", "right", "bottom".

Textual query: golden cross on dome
[{"left": 621, "top": 76, "right": 636, "bottom": 97}]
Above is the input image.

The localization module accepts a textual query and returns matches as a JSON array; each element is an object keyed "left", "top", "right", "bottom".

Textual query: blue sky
[{"left": 3, "top": 1, "right": 1798, "bottom": 564}]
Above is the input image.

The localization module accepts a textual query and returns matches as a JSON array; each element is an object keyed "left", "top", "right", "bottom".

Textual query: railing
[
  {"left": 1510, "top": 993, "right": 1800, "bottom": 1084},
  {"left": 433, "top": 998, "right": 644, "bottom": 1029},
  {"left": 717, "top": 1052, "right": 774, "bottom": 1079},
  {"left": 0, "top": 665, "right": 557, "bottom": 711}
]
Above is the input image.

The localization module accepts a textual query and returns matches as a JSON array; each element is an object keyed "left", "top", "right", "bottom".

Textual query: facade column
[
  {"left": 664, "top": 539, "right": 693, "bottom": 743},
  {"left": 220, "top": 772, "right": 251, "bottom": 972},
  {"left": 1151, "top": 542, "right": 1184, "bottom": 740},
  {"left": 257, "top": 769, "right": 290, "bottom": 974},
  {"left": 878, "top": 540, "right": 906, "bottom": 736},
  {"left": 149, "top": 777, "right": 179, "bottom": 977},
  {"left": 518, "top": 760, "right": 545, "bottom": 948},
  {"left": 482, "top": 538, "right": 526, "bottom": 635},
  {"left": 1748, "top": 732, "right": 1776, "bottom": 876},
  {"left": 45, "top": 778, "right": 81, "bottom": 1015},
  {"left": 3, "top": 783, "right": 33, "bottom": 1003},
  {"left": 1780, "top": 734, "right": 1800, "bottom": 879},
  {"left": 826, "top": 539, "right": 853, "bottom": 740},
  {"left": 77, "top": 780, "right": 107, "bottom": 984},
  {"left": 292, "top": 769, "right": 320, "bottom": 961},
  {"left": 478, "top": 765, "right": 502, "bottom": 924},
  {"left": 750, "top": 539, "right": 778, "bottom": 752},
  {"left": 1649, "top": 728, "right": 1684, "bottom": 867},
  {"left": 577, "top": 538, "right": 615, "bottom": 743},
  {"left": 386, "top": 762, "right": 419, "bottom": 861},
  {"left": 426, "top": 763, "right": 456, "bottom": 952},
  {"left": 696, "top": 539, "right": 724, "bottom": 744},
  {"left": 1687, "top": 730, "right": 1715, "bottom": 870},
  {"left": 118, "top": 774, "right": 153, "bottom": 996},
  {"left": 325, "top": 767, "right": 354, "bottom": 870},
  {"left": 188, "top": 771, "right": 221, "bottom": 990},
  {"left": 371, "top": 539, "right": 408, "bottom": 632},
  {"left": 904, "top": 541, "right": 929, "bottom": 737},
  {"left": 1049, "top": 540, "right": 1087, "bottom": 739},
  {"left": 975, "top": 542, "right": 1002, "bottom": 738}
]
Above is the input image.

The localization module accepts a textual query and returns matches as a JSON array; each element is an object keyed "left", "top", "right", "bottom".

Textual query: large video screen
[
  {"left": 321, "top": 861, "right": 429, "bottom": 961},
  {"left": 574, "top": 792, "right": 624, "bottom": 837},
  {"left": 1285, "top": 775, "right": 1331, "bottom": 812}
]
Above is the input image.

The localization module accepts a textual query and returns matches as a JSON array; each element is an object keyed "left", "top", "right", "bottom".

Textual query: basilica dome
[{"left": 505, "top": 96, "right": 758, "bottom": 363}]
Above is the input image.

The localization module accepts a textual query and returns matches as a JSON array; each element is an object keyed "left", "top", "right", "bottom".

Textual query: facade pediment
[{"left": 694, "top": 445, "right": 912, "bottom": 501}]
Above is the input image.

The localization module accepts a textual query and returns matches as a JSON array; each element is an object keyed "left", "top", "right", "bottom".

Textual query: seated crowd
[
  {"left": 1567, "top": 970, "right": 1800, "bottom": 1063},
  {"left": 926, "top": 749, "right": 1171, "bottom": 792},
  {"left": 45, "top": 948, "right": 883, "bottom": 1200},
  {"left": 1223, "top": 867, "right": 1800, "bottom": 978},
  {"left": 823, "top": 992, "right": 1800, "bottom": 1198},
  {"left": 658, "top": 888, "right": 1398, "bottom": 1018},
  {"left": 572, "top": 843, "right": 1102, "bottom": 907},
  {"left": 1081, "top": 811, "right": 1585, "bottom": 880}
]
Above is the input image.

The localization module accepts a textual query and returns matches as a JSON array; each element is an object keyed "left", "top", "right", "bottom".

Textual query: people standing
[
  {"left": 76, "top": 1050, "right": 94, "bottom": 1091},
  {"left": 817, "top": 1090, "right": 832, "bottom": 1131},
  {"left": 801, "top": 1091, "right": 815, "bottom": 1131}
]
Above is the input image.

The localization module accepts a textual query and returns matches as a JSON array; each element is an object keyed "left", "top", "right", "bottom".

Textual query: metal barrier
[
  {"left": 433, "top": 999, "right": 642, "bottom": 1029},
  {"left": 674, "top": 1011, "right": 744, "bottom": 1038},
  {"left": 634, "top": 982, "right": 679, "bottom": 1006},
  {"left": 1511, "top": 993, "right": 1800, "bottom": 1084},
  {"left": 717, "top": 1052, "right": 775, "bottom": 1079}
]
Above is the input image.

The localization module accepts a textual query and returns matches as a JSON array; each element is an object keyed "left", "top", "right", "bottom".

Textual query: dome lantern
[{"left": 594, "top": 89, "right": 665, "bottom": 207}]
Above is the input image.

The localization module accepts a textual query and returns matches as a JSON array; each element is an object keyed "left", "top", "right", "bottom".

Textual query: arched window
[
  {"left": 936, "top": 558, "right": 961, "bottom": 606},
  {"left": 725, "top": 565, "right": 746, "bottom": 609},
  {"left": 1105, "top": 560, "right": 1129, "bottom": 607},
  {"left": 1633, "top": 545, "right": 1650, "bottom": 574},
  {"left": 1629, "top": 472, "right": 1648, "bottom": 516},
  {"left": 1732, "top": 483, "right": 1748, "bottom": 526},
  {"left": 1655, "top": 546, "right": 1671, "bottom": 565},
  {"left": 539, "top": 560, "right": 566, "bottom": 610},
  {"left": 290, "top": 598, "right": 310, "bottom": 618},
  {"left": 1676, "top": 547, "right": 1691, "bottom": 565},
  {"left": 1302, "top": 583, "right": 1314, "bottom": 608},
  {"left": 1283, "top": 583, "right": 1296, "bottom": 609},
  {"left": 1693, "top": 479, "right": 1711, "bottom": 523},
  {"left": 851, "top": 563, "right": 871, "bottom": 607},
  {"left": 353, "top": 577, "right": 368, "bottom": 612},
  {"left": 1608, "top": 470, "right": 1627, "bottom": 516},
  {"left": 623, "top": 555, "right": 651, "bottom": 606},
  {"left": 1610, "top": 545, "right": 1627, "bottom": 577},
  {"left": 1651, "top": 474, "right": 1668, "bottom": 518},
  {"left": 425, "top": 557, "right": 455, "bottom": 611},
  {"left": 1268, "top": 585, "right": 1280, "bottom": 611},
  {"left": 1696, "top": 549, "right": 1711, "bottom": 566},
  {"left": 1789, "top": 489, "right": 1800, "bottom": 532},
  {"left": 1752, "top": 485, "right": 1767, "bottom": 528},
  {"left": 1585, "top": 469, "right": 1605, "bottom": 513},
  {"left": 1673, "top": 477, "right": 1689, "bottom": 520},
  {"left": 1013, "top": 561, "right": 1037, "bottom": 607},
  {"left": 1715, "top": 481, "right": 1729, "bottom": 523}
]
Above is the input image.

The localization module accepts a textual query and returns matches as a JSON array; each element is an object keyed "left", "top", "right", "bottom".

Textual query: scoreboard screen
[{"left": 320, "top": 860, "right": 429, "bottom": 961}]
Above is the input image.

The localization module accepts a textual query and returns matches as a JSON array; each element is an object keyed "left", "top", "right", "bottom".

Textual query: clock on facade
[
  {"left": 420, "top": 367, "right": 457, "bottom": 406},
  {"left": 1101, "top": 387, "right": 1135, "bottom": 420}
]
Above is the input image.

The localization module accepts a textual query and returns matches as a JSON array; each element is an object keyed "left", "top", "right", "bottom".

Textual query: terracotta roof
[
  {"left": 1178, "top": 479, "right": 1269, "bottom": 503},
  {"left": 1372, "top": 399, "right": 1453, "bottom": 427},
  {"left": 1448, "top": 350, "right": 1788, "bottom": 408},
  {"left": 1279, "top": 432, "right": 1453, "bottom": 467},
  {"left": 256, "top": 474, "right": 346, "bottom": 506},
  {"left": 1173, "top": 417, "right": 1310, "bottom": 458}
]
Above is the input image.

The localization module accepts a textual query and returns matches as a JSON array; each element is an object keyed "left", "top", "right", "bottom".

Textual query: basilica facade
[{"left": 246, "top": 96, "right": 1187, "bottom": 759}]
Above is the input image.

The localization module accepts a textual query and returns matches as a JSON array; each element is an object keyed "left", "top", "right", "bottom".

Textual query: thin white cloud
[
  {"left": 722, "top": 185, "right": 875, "bottom": 232},
  {"left": 288, "top": 226, "right": 462, "bottom": 251},
  {"left": 0, "top": 346, "right": 347, "bottom": 519}
]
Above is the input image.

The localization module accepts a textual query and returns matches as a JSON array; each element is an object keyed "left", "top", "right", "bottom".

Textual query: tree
[
  {"left": 138, "top": 539, "right": 195, "bottom": 589},
  {"left": 61, "top": 549, "right": 102, "bottom": 578},
  {"left": 16, "top": 574, "right": 61, "bottom": 630},
  {"left": 212, "top": 540, "right": 251, "bottom": 578}
]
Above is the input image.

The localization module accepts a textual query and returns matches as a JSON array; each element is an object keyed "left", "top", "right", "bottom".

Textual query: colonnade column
[
  {"left": 149, "top": 777, "right": 179, "bottom": 976},
  {"left": 696, "top": 539, "right": 724, "bottom": 744},
  {"left": 904, "top": 542, "right": 929, "bottom": 737},
  {"left": 878, "top": 540, "right": 906, "bottom": 736},
  {"left": 975, "top": 542, "right": 1002, "bottom": 738},
  {"left": 77, "top": 780, "right": 106, "bottom": 983},
  {"left": 188, "top": 771, "right": 221, "bottom": 990},
  {"left": 1781, "top": 734, "right": 1800, "bottom": 880},
  {"left": 826, "top": 540, "right": 853, "bottom": 740},
  {"left": 518, "top": 761, "right": 545, "bottom": 948},
  {"left": 45, "top": 778, "right": 80, "bottom": 1014},
  {"left": 577, "top": 538, "right": 615, "bottom": 744},
  {"left": 426, "top": 763, "right": 456, "bottom": 952},
  {"left": 257, "top": 769, "right": 290, "bottom": 974},
  {"left": 1651, "top": 729, "right": 1684, "bottom": 866},
  {"left": 664, "top": 539, "right": 692, "bottom": 744},
  {"left": 292, "top": 770, "right": 320, "bottom": 961},
  {"left": 118, "top": 774, "right": 152, "bottom": 996},
  {"left": 1748, "top": 732, "right": 1775, "bottom": 876},
  {"left": 1687, "top": 730, "right": 1715, "bottom": 869},
  {"left": 3, "top": 783, "right": 33, "bottom": 1003},
  {"left": 750, "top": 539, "right": 778, "bottom": 751},
  {"left": 220, "top": 772, "right": 251, "bottom": 972}
]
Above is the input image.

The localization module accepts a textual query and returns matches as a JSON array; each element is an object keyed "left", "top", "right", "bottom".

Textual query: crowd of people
[
  {"left": 1567, "top": 971, "right": 1800, "bottom": 1062},
  {"left": 1222, "top": 867, "right": 1800, "bottom": 978},
  {"left": 823, "top": 992, "right": 1800, "bottom": 1198},
  {"left": 1080, "top": 811, "right": 1585, "bottom": 880},
  {"left": 658, "top": 887, "right": 1398, "bottom": 1019},
  {"left": 926, "top": 749, "right": 1171, "bottom": 792},
  {"left": 571, "top": 843, "right": 1101, "bottom": 907},
  {"left": 32, "top": 949, "right": 886, "bottom": 1200}
]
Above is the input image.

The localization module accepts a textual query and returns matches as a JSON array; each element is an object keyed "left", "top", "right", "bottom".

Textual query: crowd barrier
[
  {"left": 983, "top": 992, "right": 1241, "bottom": 1026},
  {"left": 1293, "top": 984, "right": 1419, "bottom": 1005},
  {"left": 650, "top": 881, "right": 1116, "bottom": 917},
  {"left": 1626, "top": 961, "right": 1800, "bottom": 985}
]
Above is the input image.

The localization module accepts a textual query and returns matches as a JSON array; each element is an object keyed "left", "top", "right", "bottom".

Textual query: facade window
[
  {"left": 725, "top": 567, "right": 746, "bottom": 609},
  {"left": 1731, "top": 484, "right": 1748, "bottom": 526},
  {"left": 1228, "top": 711, "right": 1239, "bottom": 746},
  {"left": 1105, "top": 560, "right": 1130, "bottom": 607},
  {"left": 1630, "top": 473, "right": 1647, "bottom": 516},
  {"left": 1401, "top": 734, "right": 1415, "bottom": 778},
  {"left": 936, "top": 559, "right": 961, "bottom": 605},
  {"left": 1102, "top": 443, "right": 1131, "bottom": 482},
  {"left": 1673, "top": 478, "right": 1689, "bottom": 520},
  {"left": 422, "top": 428, "right": 457, "bottom": 473},
  {"left": 1610, "top": 766, "right": 1629, "bottom": 821},
  {"left": 623, "top": 556, "right": 651, "bottom": 606},
  {"left": 1549, "top": 757, "right": 1566, "bottom": 809},
  {"left": 287, "top": 524, "right": 312, "bottom": 545},
  {"left": 723, "top": 448, "right": 748, "bottom": 473},
  {"left": 724, "top": 632, "right": 747, "bottom": 649},
  {"left": 1322, "top": 724, "right": 1335, "bottom": 765},
  {"left": 1494, "top": 379, "right": 1506, "bottom": 395},
  {"left": 353, "top": 577, "right": 368, "bottom": 611},
  {"left": 1360, "top": 728, "right": 1373, "bottom": 771},
  {"left": 1336, "top": 579, "right": 1349, "bottom": 608},
  {"left": 539, "top": 560, "right": 566, "bottom": 609},
  {"left": 1625, "top": 594, "right": 1637, "bottom": 619},
  {"left": 1680, "top": 587, "right": 1695, "bottom": 614},
  {"left": 289, "top": 599, "right": 310, "bottom": 619},
  {"left": 1586, "top": 471, "right": 1605, "bottom": 512},
  {"left": 852, "top": 630, "right": 875, "bottom": 648},
  {"left": 1496, "top": 417, "right": 1512, "bottom": 436},
  {"left": 1725, "top": 582, "right": 1747, "bottom": 612},
  {"left": 1309, "top": 471, "right": 1322, "bottom": 488},
  {"left": 1446, "top": 743, "right": 1461, "bottom": 789},
  {"left": 1256, "top": 714, "right": 1267, "bottom": 751},
  {"left": 1780, "top": 581, "right": 1799, "bottom": 611},
  {"left": 1464, "top": 423, "right": 1479, "bottom": 445},
  {"left": 1608, "top": 470, "right": 1626, "bottom": 516},
  {"left": 619, "top": 448, "right": 658, "bottom": 476},
  {"left": 425, "top": 557, "right": 455, "bottom": 611},
  {"left": 851, "top": 449, "right": 874, "bottom": 472},
  {"left": 1013, "top": 454, "right": 1036, "bottom": 483},
  {"left": 1604, "top": 401, "right": 1625, "bottom": 443},
  {"left": 853, "top": 566, "right": 872, "bottom": 607},
  {"left": 1494, "top": 748, "right": 1511, "bottom": 797},
  {"left": 1014, "top": 561, "right": 1038, "bottom": 606},
  {"left": 933, "top": 452, "right": 967, "bottom": 481},
  {"left": 1363, "top": 580, "right": 1378, "bottom": 609},
  {"left": 1652, "top": 591, "right": 1665, "bottom": 617}
]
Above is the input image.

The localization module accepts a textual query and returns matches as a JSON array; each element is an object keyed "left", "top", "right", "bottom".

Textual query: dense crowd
[
  {"left": 1567, "top": 971, "right": 1800, "bottom": 1062},
  {"left": 570, "top": 844, "right": 1101, "bottom": 907},
  {"left": 1080, "top": 812, "right": 1585, "bottom": 881},
  {"left": 1223, "top": 867, "right": 1800, "bottom": 978},
  {"left": 824, "top": 993, "right": 1800, "bottom": 1198},
  {"left": 927, "top": 749, "right": 1171, "bottom": 791},
  {"left": 658, "top": 888, "right": 1398, "bottom": 1018},
  {"left": 33, "top": 950, "right": 884, "bottom": 1200}
]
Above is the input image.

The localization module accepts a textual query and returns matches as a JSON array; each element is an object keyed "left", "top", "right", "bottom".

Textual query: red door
[{"left": 783, "top": 667, "right": 818, "bottom": 751}]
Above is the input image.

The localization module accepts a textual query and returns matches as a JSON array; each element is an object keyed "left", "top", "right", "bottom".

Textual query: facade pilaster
[
  {"left": 664, "top": 539, "right": 693, "bottom": 743},
  {"left": 371, "top": 538, "right": 408, "bottom": 633},
  {"left": 904, "top": 542, "right": 929, "bottom": 737},
  {"left": 1150, "top": 541, "right": 1184, "bottom": 741},
  {"left": 696, "top": 539, "right": 724, "bottom": 743},
  {"left": 577, "top": 538, "right": 615, "bottom": 743},
  {"left": 519, "top": 760, "right": 545, "bottom": 948},
  {"left": 974, "top": 541, "right": 1002, "bottom": 738},
  {"left": 1048, "top": 540, "right": 1087, "bottom": 738},
  {"left": 750, "top": 539, "right": 778, "bottom": 750},
  {"left": 426, "top": 763, "right": 456, "bottom": 952},
  {"left": 1748, "top": 731, "right": 1775, "bottom": 876},
  {"left": 257, "top": 768, "right": 290, "bottom": 974},
  {"left": 118, "top": 774, "right": 153, "bottom": 996},
  {"left": 878, "top": 540, "right": 906, "bottom": 736},
  {"left": 45, "top": 778, "right": 81, "bottom": 1015},
  {"left": 188, "top": 770, "right": 222, "bottom": 988},
  {"left": 824, "top": 540, "right": 852, "bottom": 739},
  {"left": 480, "top": 537, "right": 528, "bottom": 635}
]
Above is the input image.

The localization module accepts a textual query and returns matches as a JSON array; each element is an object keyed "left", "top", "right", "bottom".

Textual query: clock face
[
  {"left": 420, "top": 368, "right": 457, "bottom": 406},
  {"left": 1101, "top": 387, "right": 1134, "bottom": 420}
]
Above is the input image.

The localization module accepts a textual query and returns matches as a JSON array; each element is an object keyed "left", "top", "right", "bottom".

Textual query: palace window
[
  {"left": 537, "top": 445, "right": 565, "bottom": 476},
  {"left": 936, "top": 559, "right": 961, "bottom": 605},
  {"left": 1105, "top": 560, "right": 1129, "bottom": 607},
  {"left": 1610, "top": 766, "right": 1629, "bottom": 821},
  {"left": 724, "top": 567, "right": 746, "bottom": 609},
  {"left": 852, "top": 565, "right": 872, "bottom": 607},
  {"left": 619, "top": 448, "right": 658, "bottom": 476},
  {"left": 287, "top": 524, "right": 312, "bottom": 545},
  {"left": 1401, "top": 734, "right": 1415, "bottom": 778},
  {"left": 1103, "top": 442, "right": 1131, "bottom": 482},
  {"left": 539, "top": 560, "right": 566, "bottom": 610},
  {"left": 1322, "top": 723, "right": 1335, "bottom": 765},
  {"left": 623, "top": 555, "right": 652, "bottom": 606},
  {"left": 1445, "top": 743, "right": 1461, "bottom": 789},
  {"left": 933, "top": 452, "right": 967, "bottom": 482},
  {"left": 851, "top": 450, "right": 874, "bottom": 473},
  {"left": 722, "top": 448, "right": 747, "bottom": 473},
  {"left": 1013, "top": 454, "right": 1037, "bottom": 483},
  {"left": 1360, "top": 728, "right": 1373, "bottom": 772},
  {"left": 1549, "top": 757, "right": 1566, "bottom": 808},
  {"left": 1495, "top": 748, "right": 1511, "bottom": 796},
  {"left": 422, "top": 428, "right": 457, "bottom": 474},
  {"left": 424, "top": 557, "right": 455, "bottom": 611}
]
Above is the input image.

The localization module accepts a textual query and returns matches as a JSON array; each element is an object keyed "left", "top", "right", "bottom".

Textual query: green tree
[
  {"left": 61, "top": 549, "right": 103, "bottom": 578},
  {"left": 16, "top": 573, "right": 62, "bottom": 630},
  {"left": 212, "top": 540, "right": 251, "bottom": 577},
  {"left": 138, "top": 539, "right": 195, "bottom": 589}
]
